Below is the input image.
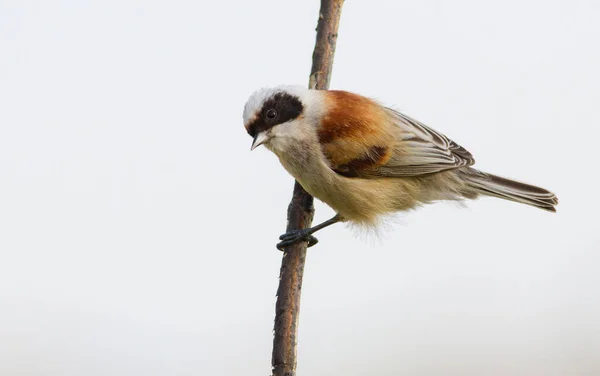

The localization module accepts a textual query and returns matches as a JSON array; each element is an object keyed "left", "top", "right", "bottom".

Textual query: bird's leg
[{"left": 277, "top": 214, "right": 342, "bottom": 251}]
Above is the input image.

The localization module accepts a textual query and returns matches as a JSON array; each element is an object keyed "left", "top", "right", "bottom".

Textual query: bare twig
[{"left": 271, "top": 1, "right": 344, "bottom": 375}]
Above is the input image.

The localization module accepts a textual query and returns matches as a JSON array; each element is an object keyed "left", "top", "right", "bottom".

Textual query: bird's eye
[{"left": 266, "top": 109, "right": 278, "bottom": 120}]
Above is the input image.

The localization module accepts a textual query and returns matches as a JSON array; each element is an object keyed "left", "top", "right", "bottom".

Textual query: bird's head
[{"left": 243, "top": 85, "right": 320, "bottom": 152}]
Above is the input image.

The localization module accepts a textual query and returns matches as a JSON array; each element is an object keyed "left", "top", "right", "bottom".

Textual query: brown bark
[{"left": 271, "top": 1, "right": 344, "bottom": 376}]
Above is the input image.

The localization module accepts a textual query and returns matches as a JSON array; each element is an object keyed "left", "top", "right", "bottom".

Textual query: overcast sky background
[{"left": 1, "top": 1, "right": 599, "bottom": 375}]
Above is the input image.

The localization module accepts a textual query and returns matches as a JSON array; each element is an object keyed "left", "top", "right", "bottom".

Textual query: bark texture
[{"left": 271, "top": 1, "right": 344, "bottom": 376}]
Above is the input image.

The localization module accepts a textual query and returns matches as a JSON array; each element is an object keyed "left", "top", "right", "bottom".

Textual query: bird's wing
[
  {"left": 370, "top": 108, "right": 475, "bottom": 177},
  {"left": 318, "top": 93, "right": 474, "bottom": 178}
]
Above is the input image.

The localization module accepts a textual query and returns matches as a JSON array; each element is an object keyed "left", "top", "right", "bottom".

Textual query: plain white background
[{"left": 1, "top": 1, "right": 598, "bottom": 375}]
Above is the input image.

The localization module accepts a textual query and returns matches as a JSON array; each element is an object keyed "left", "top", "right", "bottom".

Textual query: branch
[{"left": 271, "top": 1, "right": 344, "bottom": 375}]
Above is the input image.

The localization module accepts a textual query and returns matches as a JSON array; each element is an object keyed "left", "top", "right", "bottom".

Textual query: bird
[{"left": 243, "top": 85, "right": 558, "bottom": 250}]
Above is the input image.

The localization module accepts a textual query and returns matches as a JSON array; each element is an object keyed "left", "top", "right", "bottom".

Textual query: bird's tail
[{"left": 462, "top": 169, "right": 558, "bottom": 212}]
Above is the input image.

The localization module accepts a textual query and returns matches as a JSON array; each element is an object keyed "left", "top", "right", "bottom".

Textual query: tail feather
[{"left": 463, "top": 169, "right": 558, "bottom": 212}]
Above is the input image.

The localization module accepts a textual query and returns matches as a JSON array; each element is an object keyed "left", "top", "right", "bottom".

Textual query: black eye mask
[{"left": 247, "top": 92, "right": 304, "bottom": 137}]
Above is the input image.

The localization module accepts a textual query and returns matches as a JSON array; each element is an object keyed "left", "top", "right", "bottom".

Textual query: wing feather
[{"left": 365, "top": 109, "right": 475, "bottom": 177}]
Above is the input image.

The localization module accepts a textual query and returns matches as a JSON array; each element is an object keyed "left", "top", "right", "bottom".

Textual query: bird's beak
[{"left": 251, "top": 131, "right": 269, "bottom": 151}]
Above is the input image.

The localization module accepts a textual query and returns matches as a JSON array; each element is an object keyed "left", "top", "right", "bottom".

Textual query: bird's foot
[{"left": 276, "top": 229, "right": 319, "bottom": 251}]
